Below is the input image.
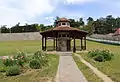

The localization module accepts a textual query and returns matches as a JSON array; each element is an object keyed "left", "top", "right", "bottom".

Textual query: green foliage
[
  {"left": 0, "top": 66, "right": 8, "bottom": 72},
  {"left": 29, "top": 50, "right": 49, "bottom": 69},
  {"left": 13, "top": 52, "right": 27, "bottom": 66},
  {"left": 0, "top": 25, "right": 10, "bottom": 33},
  {"left": 14, "top": 52, "right": 26, "bottom": 61},
  {"left": 94, "top": 55, "right": 105, "bottom": 62},
  {"left": 81, "top": 21, "right": 94, "bottom": 35},
  {"left": 32, "top": 51, "right": 48, "bottom": 66},
  {"left": 88, "top": 49, "right": 113, "bottom": 62},
  {"left": 3, "top": 59, "right": 15, "bottom": 66},
  {"left": 29, "top": 59, "right": 41, "bottom": 69},
  {"left": 3, "top": 52, "right": 27, "bottom": 67},
  {"left": 6, "top": 65, "right": 20, "bottom": 76},
  {"left": 69, "top": 18, "right": 84, "bottom": 28}
]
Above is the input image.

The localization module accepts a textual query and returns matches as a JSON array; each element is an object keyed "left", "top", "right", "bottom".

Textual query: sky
[{"left": 0, "top": 0, "right": 120, "bottom": 27}]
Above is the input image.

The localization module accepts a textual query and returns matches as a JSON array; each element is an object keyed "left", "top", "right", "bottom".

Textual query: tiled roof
[
  {"left": 114, "top": 28, "right": 120, "bottom": 35},
  {"left": 57, "top": 18, "right": 70, "bottom": 22},
  {"left": 41, "top": 26, "right": 87, "bottom": 34}
]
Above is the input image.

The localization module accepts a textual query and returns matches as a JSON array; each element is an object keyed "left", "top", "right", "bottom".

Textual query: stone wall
[
  {"left": 57, "top": 37, "right": 67, "bottom": 51},
  {"left": 90, "top": 34, "right": 120, "bottom": 41},
  {"left": 0, "top": 32, "right": 42, "bottom": 41}
]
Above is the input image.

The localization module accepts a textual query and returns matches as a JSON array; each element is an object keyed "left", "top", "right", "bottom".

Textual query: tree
[
  {"left": 78, "top": 18, "right": 84, "bottom": 27},
  {"left": 105, "top": 15, "right": 116, "bottom": 33},
  {"left": 35, "top": 24, "right": 41, "bottom": 31},
  {"left": 93, "top": 18, "right": 107, "bottom": 34},
  {"left": 115, "top": 17, "right": 120, "bottom": 29},
  {"left": 69, "top": 19, "right": 76, "bottom": 27},
  {"left": 0, "top": 25, "right": 10, "bottom": 33},
  {"left": 82, "top": 21, "right": 94, "bottom": 35},
  {"left": 54, "top": 16, "right": 60, "bottom": 27},
  {"left": 87, "top": 17, "right": 94, "bottom": 23},
  {"left": 40, "top": 24, "right": 45, "bottom": 31}
]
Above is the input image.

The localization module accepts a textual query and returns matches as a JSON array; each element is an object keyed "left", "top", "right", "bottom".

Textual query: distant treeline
[
  {"left": 1, "top": 15, "right": 120, "bottom": 34},
  {"left": 54, "top": 15, "right": 120, "bottom": 35},
  {"left": 0, "top": 23, "right": 53, "bottom": 33}
]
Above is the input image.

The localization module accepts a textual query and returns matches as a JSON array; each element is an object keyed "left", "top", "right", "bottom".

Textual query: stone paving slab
[{"left": 55, "top": 52, "right": 87, "bottom": 82}]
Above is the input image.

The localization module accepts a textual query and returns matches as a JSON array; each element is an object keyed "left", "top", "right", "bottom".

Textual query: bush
[
  {"left": 13, "top": 52, "right": 27, "bottom": 61},
  {"left": 0, "top": 66, "right": 8, "bottom": 72},
  {"left": 88, "top": 49, "right": 113, "bottom": 62},
  {"left": 100, "top": 50, "right": 113, "bottom": 61},
  {"left": 33, "top": 51, "right": 44, "bottom": 60},
  {"left": 13, "top": 52, "right": 27, "bottom": 66},
  {"left": 3, "top": 59, "right": 15, "bottom": 66},
  {"left": 32, "top": 51, "right": 48, "bottom": 66},
  {"left": 94, "top": 55, "right": 105, "bottom": 62},
  {"left": 88, "top": 49, "right": 100, "bottom": 57},
  {"left": 29, "top": 59, "right": 41, "bottom": 69},
  {"left": 6, "top": 65, "right": 20, "bottom": 76}
]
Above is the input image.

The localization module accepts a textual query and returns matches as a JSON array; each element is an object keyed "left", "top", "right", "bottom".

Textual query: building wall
[
  {"left": 90, "top": 34, "right": 120, "bottom": 41},
  {"left": 0, "top": 32, "right": 42, "bottom": 41}
]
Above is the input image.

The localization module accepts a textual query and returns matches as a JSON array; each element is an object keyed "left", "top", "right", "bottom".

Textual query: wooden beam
[
  {"left": 56, "top": 37, "right": 57, "bottom": 51},
  {"left": 73, "top": 37, "right": 76, "bottom": 52},
  {"left": 53, "top": 38, "right": 55, "bottom": 50},
  {"left": 84, "top": 36, "right": 86, "bottom": 50},
  {"left": 42, "top": 36, "right": 44, "bottom": 51},
  {"left": 81, "top": 38, "right": 83, "bottom": 50},
  {"left": 45, "top": 37, "right": 47, "bottom": 51}
]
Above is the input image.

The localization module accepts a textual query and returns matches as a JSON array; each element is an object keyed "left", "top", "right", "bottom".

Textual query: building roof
[
  {"left": 57, "top": 18, "right": 70, "bottom": 22},
  {"left": 114, "top": 28, "right": 120, "bottom": 35},
  {"left": 41, "top": 26, "right": 87, "bottom": 33},
  {"left": 40, "top": 17, "right": 88, "bottom": 38},
  {"left": 40, "top": 26, "right": 88, "bottom": 38}
]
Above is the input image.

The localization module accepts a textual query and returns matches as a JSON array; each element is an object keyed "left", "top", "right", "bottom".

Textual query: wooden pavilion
[{"left": 40, "top": 18, "right": 88, "bottom": 52}]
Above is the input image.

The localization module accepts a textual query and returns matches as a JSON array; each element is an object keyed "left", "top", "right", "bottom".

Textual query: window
[
  {"left": 62, "top": 23, "right": 66, "bottom": 25},
  {"left": 58, "top": 23, "right": 61, "bottom": 26},
  {"left": 62, "top": 34, "right": 66, "bottom": 37}
]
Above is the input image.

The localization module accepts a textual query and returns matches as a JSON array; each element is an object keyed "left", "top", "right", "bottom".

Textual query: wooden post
[
  {"left": 53, "top": 38, "right": 55, "bottom": 50},
  {"left": 42, "top": 36, "right": 44, "bottom": 51},
  {"left": 81, "top": 38, "right": 83, "bottom": 50},
  {"left": 73, "top": 37, "right": 76, "bottom": 52},
  {"left": 45, "top": 37, "right": 47, "bottom": 51},
  {"left": 84, "top": 36, "right": 86, "bottom": 50},
  {"left": 56, "top": 37, "right": 57, "bottom": 51}
]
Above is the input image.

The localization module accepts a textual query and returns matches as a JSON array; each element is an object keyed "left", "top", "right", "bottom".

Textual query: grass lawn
[
  {"left": 86, "top": 41, "right": 120, "bottom": 53},
  {"left": 0, "top": 40, "right": 53, "bottom": 56},
  {"left": 0, "top": 54, "right": 59, "bottom": 82},
  {"left": 78, "top": 41, "right": 120, "bottom": 82},
  {"left": 73, "top": 54, "right": 102, "bottom": 82}
]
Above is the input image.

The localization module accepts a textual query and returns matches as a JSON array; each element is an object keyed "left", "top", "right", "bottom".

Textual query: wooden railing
[
  {"left": 71, "top": 46, "right": 86, "bottom": 51},
  {"left": 46, "top": 46, "right": 55, "bottom": 51},
  {"left": 45, "top": 46, "right": 86, "bottom": 51}
]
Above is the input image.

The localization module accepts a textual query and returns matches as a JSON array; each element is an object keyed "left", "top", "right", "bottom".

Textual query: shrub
[
  {"left": 6, "top": 65, "right": 20, "bottom": 76},
  {"left": 3, "top": 59, "right": 14, "bottom": 66},
  {"left": 13, "top": 52, "right": 27, "bottom": 66},
  {"left": 88, "top": 49, "right": 113, "bottom": 62},
  {"left": 32, "top": 51, "right": 48, "bottom": 66},
  {"left": 13, "top": 52, "right": 27, "bottom": 61},
  {"left": 94, "top": 55, "right": 105, "bottom": 62},
  {"left": 29, "top": 59, "right": 41, "bottom": 69},
  {"left": 0, "top": 66, "right": 8, "bottom": 72},
  {"left": 33, "top": 51, "right": 44, "bottom": 60},
  {"left": 88, "top": 49, "right": 100, "bottom": 57},
  {"left": 100, "top": 50, "right": 113, "bottom": 61}
]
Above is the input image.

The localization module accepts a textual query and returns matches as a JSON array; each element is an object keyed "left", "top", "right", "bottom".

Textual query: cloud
[
  {"left": 64, "top": 0, "right": 97, "bottom": 4},
  {"left": 0, "top": 0, "right": 120, "bottom": 27},
  {"left": 0, "top": 0, "right": 55, "bottom": 27}
]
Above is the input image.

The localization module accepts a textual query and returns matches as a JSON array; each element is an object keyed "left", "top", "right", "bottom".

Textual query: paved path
[
  {"left": 55, "top": 52, "right": 87, "bottom": 82},
  {"left": 75, "top": 53, "right": 113, "bottom": 82}
]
